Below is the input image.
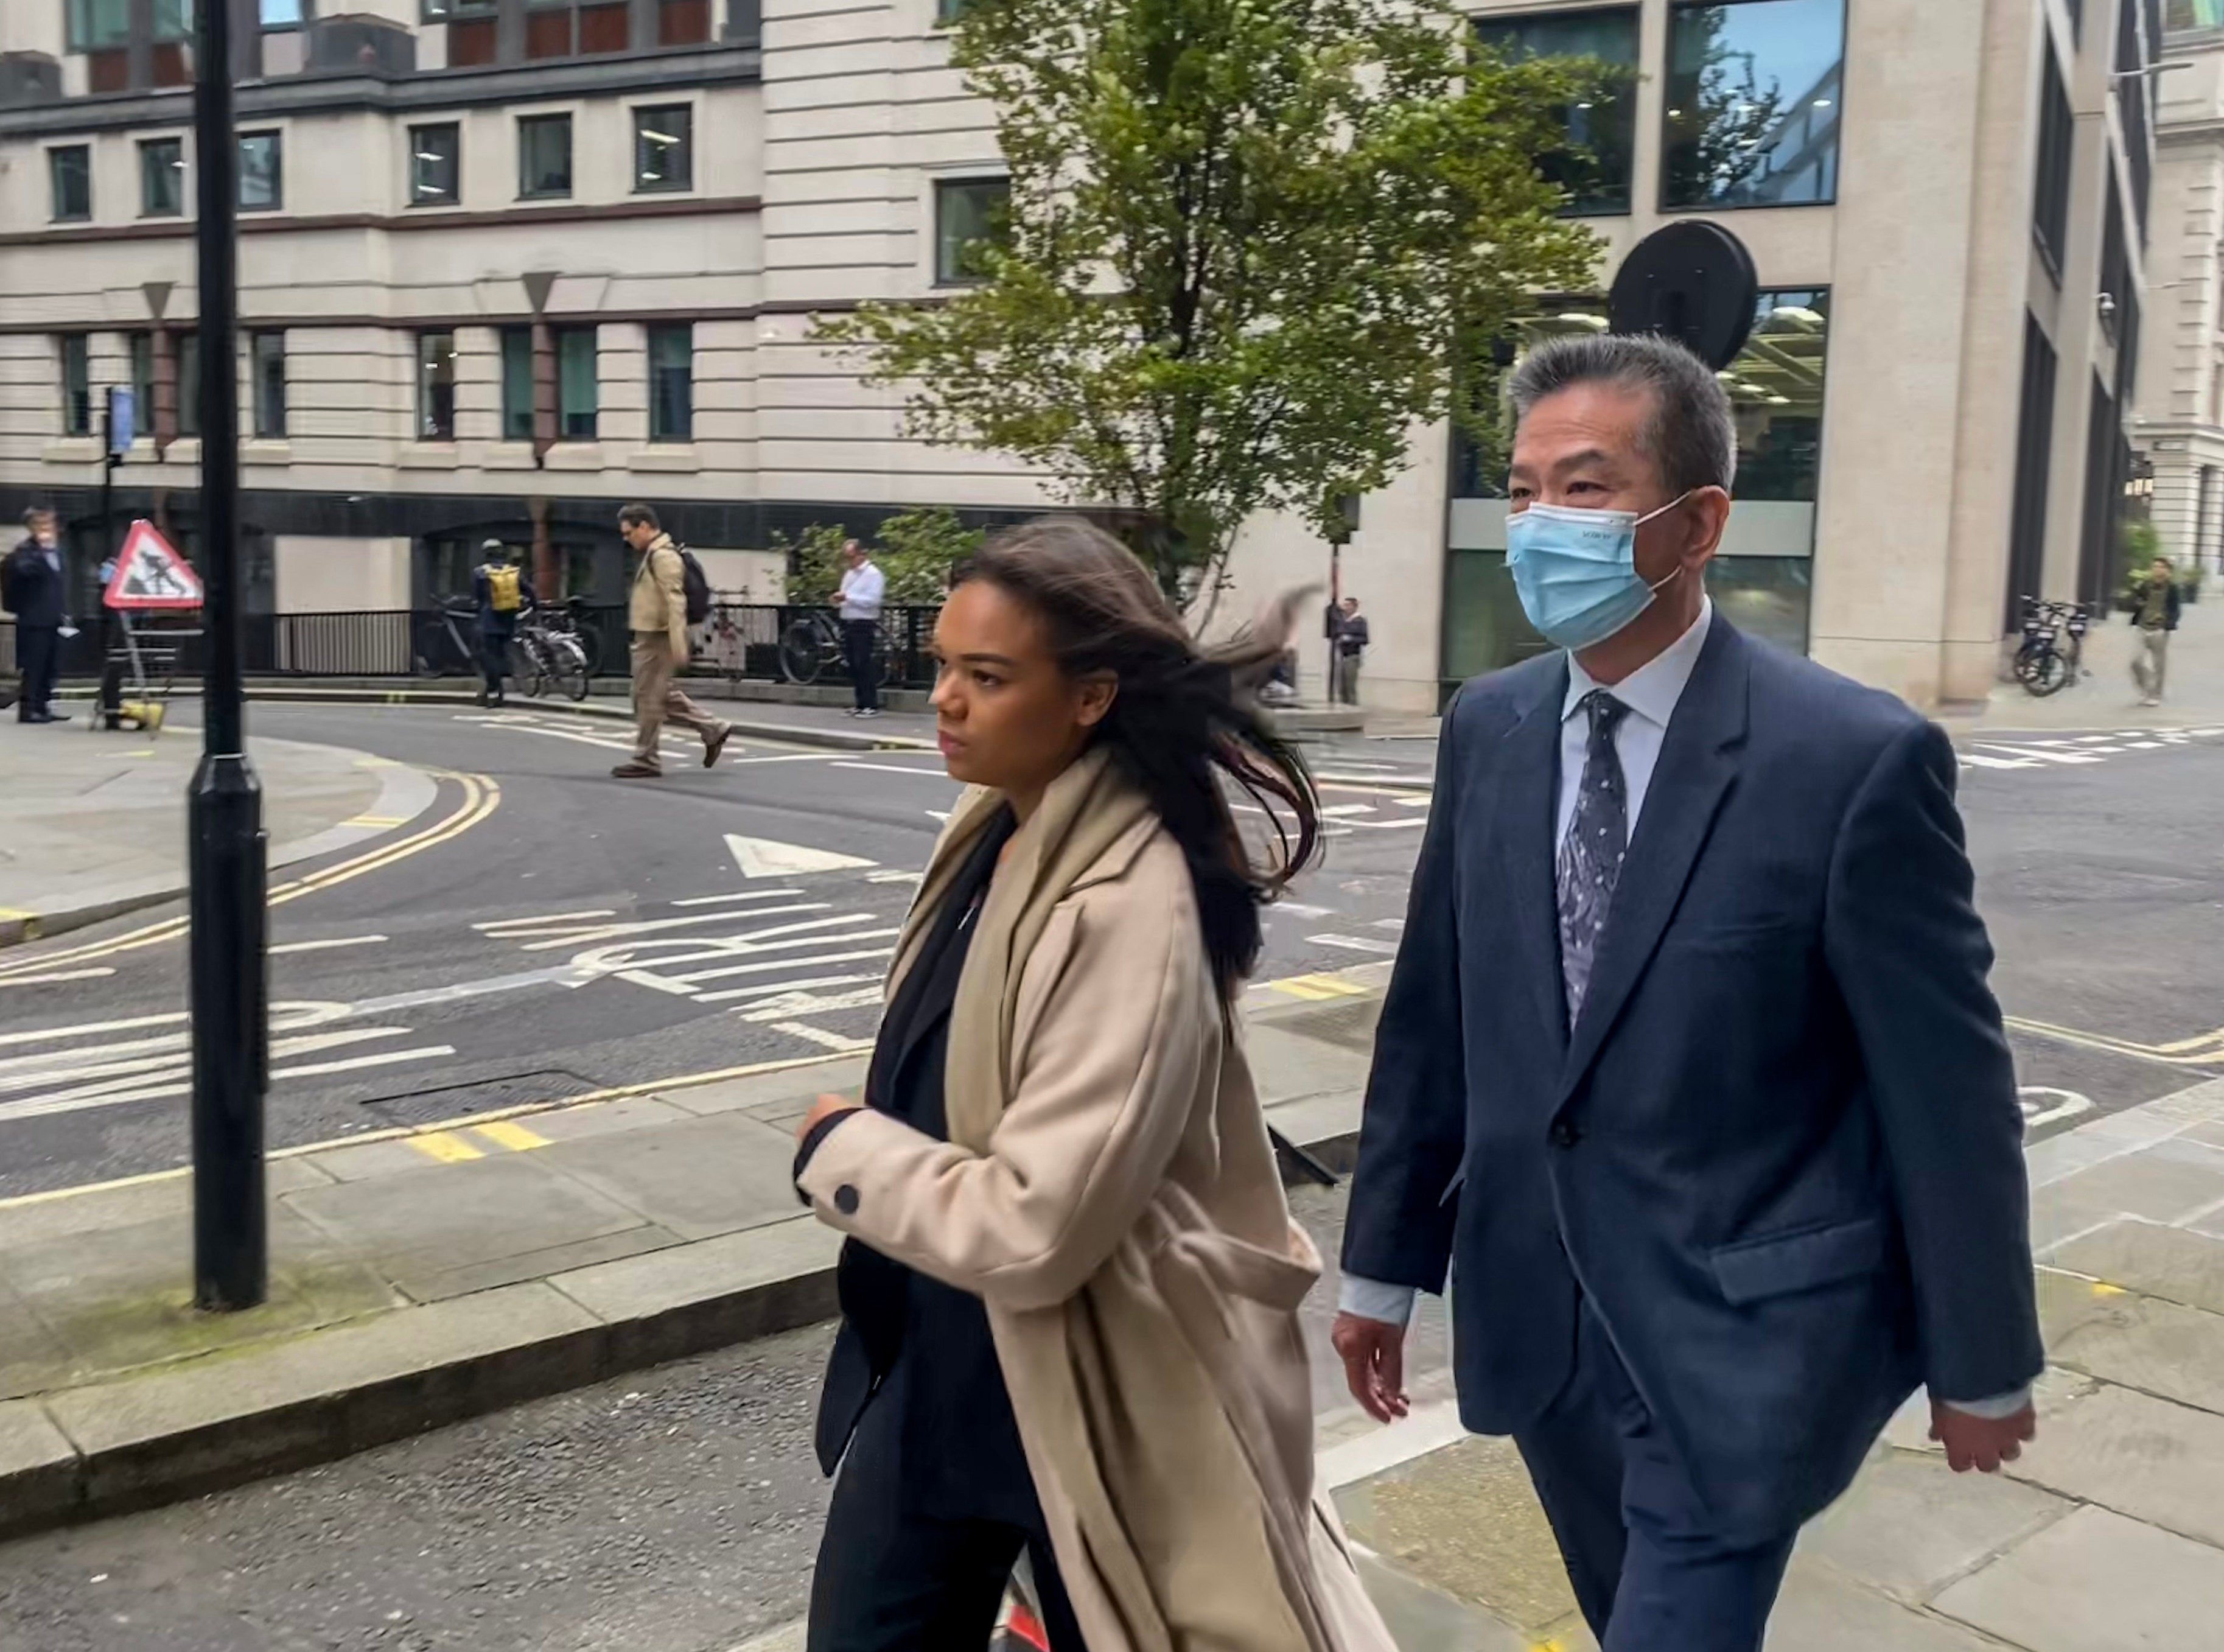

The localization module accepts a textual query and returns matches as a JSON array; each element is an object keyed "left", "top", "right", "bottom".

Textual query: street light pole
[{"left": 189, "top": 0, "right": 269, "bottom": 1312}]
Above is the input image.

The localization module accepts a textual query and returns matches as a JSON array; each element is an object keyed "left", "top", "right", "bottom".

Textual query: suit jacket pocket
[{"left": 1709, "top": 1214, "right": 1886, "bottom": 1306}]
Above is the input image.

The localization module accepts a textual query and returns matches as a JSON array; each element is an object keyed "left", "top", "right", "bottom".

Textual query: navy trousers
[{"left": 1514, "top": 1302, "right": 1798, "bottom": 1651}]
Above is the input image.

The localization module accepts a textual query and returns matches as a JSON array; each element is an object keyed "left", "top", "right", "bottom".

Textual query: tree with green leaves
[
  {"left": 816, "top": 0, "right": 1601, "bottom": 600},
  {"left": 779, "top": 508, "right": 986, "bottom": 606}
]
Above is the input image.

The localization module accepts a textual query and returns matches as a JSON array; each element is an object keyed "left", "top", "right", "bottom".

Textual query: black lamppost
[{"left": 189, "top": 0, "right": 269, "bottom": 1312}]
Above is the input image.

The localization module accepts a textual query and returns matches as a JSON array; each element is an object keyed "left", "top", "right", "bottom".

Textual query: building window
[
  {"left": 634, "top": 105, "right": 694, "bottom": 193},
  {"left": 140, "top": 137, "right": 186, "bottom": 217},
  {"left": 178, "top": 333, "right": 201, "bottom": 438},
  {"left": 418, "top": 331, "right": 458, "bottom": 441},
  {"left": 1663, "top": 0, "right": 1844, "bottom": 211},
  {"left": 518, "top": 114, "right": 573, "bottom": 200},
  {"left": 659, "top": 0, "right": 710, "bottom": 44},
  {"left": 648, "top": 324, "right": 693, "bottom": 442},
  {"left": 60, "top": 336, "right": 92, "bottom": 437},
  {"left": 260, "top": 0, "right": 304, "bottom": 26},
  {"left": 411, "top": 123, "right": 461, "bottom": 206},
  {"left": 934, "top": 177, "right": 1010, "bottom": 285},
  {"left": 251, "top": 331, "right": 287, "bottom": 438},
  {"left": 421, "top": 0, "right": 498, "bottom": 15},
  {"left": 500, "top": 326, "right": 534, "bottom": 440},
  {"left": 2033, "top": 48, "right": 2072, "bottom": 278},
  {"left": 152, "top": 0, "right": 192, "bottom": 38},
  {"left": 1473, "top": 8, "right": 1641, "bottom": 217},
  {"left": 936, "top": 0, "right": 973, "bottom": 22},
  {"left": 129, "top": 333, "right": 156, "bottom": 438},
  {"left": 49, "top": 146, "right": 93, "bottom": 223},
  {"left": 2167, "top": 1, "right": 2224, "bottom": 27},
  {"left": 239, "top": 131, "right": 282, "bottom": 212},
  {"left": 66, "top": 0, "right": 132, "bottom": 49},
  {"left": 558, "top": 326, "right": 598, "bottom": 439}
]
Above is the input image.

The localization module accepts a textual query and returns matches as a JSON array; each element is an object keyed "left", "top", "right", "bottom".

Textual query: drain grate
[
  {"left": 351, "top": 1066, "right": 603, "bottom": 1127},
  {"left": 1273, "top": 996, "right": 1383, "bottom": 1054}
]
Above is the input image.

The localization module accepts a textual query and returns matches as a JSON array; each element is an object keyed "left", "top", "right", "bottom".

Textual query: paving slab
[
  {"left": 533, "top": 1111, "right": 805, "bottom": 1242},
  {"left": 2005, "top": 1383, "right": 2224, "bottom": 1549},
  {"left": 2030, "top": 1136, "right": 2224, "bottom": 1240},
  {"left": 1764, "top": 1564, "right": 2005, "bottom": 1652},
  {"left": 664, "top": 1059, "right": 869, "bottom": 1119},
  {"left": 2047, "top": 1218, "right": 2224, "bottom": 1316},
  {"left": 0, "top": 1399, "right": 80, "bottom": 1535},
  {"left": 1796, "top": 1447, "right": 2071, "bottom": 1604},
  {"left": 1882, "top": 1363, "right": 2098, "bottom": 1456},
  {"left": 2047, "top": 1289, "right": 2224, "bottom": 1415},
  {"left": 1931, "top": 1504, "right": 2224, "bottom": 1652},
  {"left": 1350, "top": 1548, "right": 1549, "bottom": 1652}
]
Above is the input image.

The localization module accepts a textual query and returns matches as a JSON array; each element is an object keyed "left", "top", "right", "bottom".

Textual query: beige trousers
[
  {"left": 2133, "top": 628, "right": 2170, "bottom": 702},
  {"left": 630, "top": 632, "right": 724, "bottom": 768}
]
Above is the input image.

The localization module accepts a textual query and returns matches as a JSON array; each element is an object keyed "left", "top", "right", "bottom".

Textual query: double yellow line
[
  {"left": 0, "top": 770, "right": 500, "bottom": 983},
  {"left": 2006, "top": 1013, "right": 2224, "bottom": 1068}
]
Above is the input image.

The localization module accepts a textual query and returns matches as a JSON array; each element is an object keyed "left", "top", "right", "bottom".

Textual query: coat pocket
[{"left": 1708, "top": 1214, "right": 1887, "bottom": 1306}]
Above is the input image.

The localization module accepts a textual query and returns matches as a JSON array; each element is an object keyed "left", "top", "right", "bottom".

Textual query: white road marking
[
  {"left": 2018, "top": 1086, "right": 2093, "bottom": 1132},
  {"left": 768, "top": 1021, "right": 874, "bottom": 1053},
  {"left": 725, "top": 834, "right": 878, "bottom": 880},
  {"left": 270, "top": 934, "right": 390, "bottom": 956},
  {"left": 0, "top": 967, "right": 117, "bottom": 988},
  {"left": 1373, "top": 918, "right": 1405, "bottom": 933},
  {"left": 1974, "top": 744, "right": 2102, "bottom": 765},
  {"left": 691, "top": 951, "right": 897, "bottom": 1003},
  {"left": 1960, "top": 753, "right": 2044, "bottom": 771},
  {"left": 926, "top": 810, "right": 951, "bottom": 822},
  {"left": 738, "top": 987, "right": 885, "bottom": 1023},
  {"left": 832, "top": 761, "right": 949, "bottom": 779},
  {"left": 1273, "top": 901, "right": 1335, "bottom": 919},
  {"left": 0, "top": 1010, "right": 187, "bottom": 1049},
  {"left": 1321, "top": 804, "right": 1376, "bottom": 817},
  {"left": 865, "top": 870, "right": 923, "bottom": 886},
  {"left": 1309, "top": 933, "right": 1402, "bottom": 957},
  {"left": 474, "top": 909, "right": 616, "bottom": 930},
  {"left": 670, "top": 889, "right": 813, "bottom": 908},
  {"left": 516, "top": 904, "right": 833, "bottom": 953}
]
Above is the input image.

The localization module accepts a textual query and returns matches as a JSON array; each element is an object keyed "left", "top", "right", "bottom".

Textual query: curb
[{"left": 0, "top": 1101, "right": 1363, "bottom": 1541}]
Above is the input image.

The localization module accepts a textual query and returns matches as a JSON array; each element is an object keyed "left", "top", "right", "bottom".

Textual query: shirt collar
[{"left": 1562, "top": 598, "right": 1713, "bottom": 729}]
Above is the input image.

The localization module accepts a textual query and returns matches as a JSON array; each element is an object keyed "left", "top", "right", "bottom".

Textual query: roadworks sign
[{"left": 103, "top": 520, "right": 203, "bottom": 611}]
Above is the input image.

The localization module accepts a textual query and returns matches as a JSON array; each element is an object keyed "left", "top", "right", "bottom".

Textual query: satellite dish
[{"left": 1607, "top": 221, "right": 1760, "bottom": 371}]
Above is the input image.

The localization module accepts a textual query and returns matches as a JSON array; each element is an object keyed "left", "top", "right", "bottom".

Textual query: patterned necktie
[{"left": 1556, "top": 690, "right": 1631, "bottom": 1023}]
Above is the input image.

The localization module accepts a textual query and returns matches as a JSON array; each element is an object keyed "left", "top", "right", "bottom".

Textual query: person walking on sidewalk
[
  {"left": 1331, "top": 597, "right": 1369, "bottom": 707},
  {"left": 611, "top": 503, "right": 729, "bottom": 780},
  {"left": 1334, "top": 334, "right": 2043, "bottom": 1652},
  {"left": 2, "top": 508, "right": 69, "bottom": 724},
  {"left": 470, "top": 539, "right": 534, "bottom": 708},
  {"left": 837, "top": 538, "right": 886, "bottom": 719},
  {"left": 790, "top": 519, "right": 1394, "bottom": 1652},
  {"left": 2130, "top": 555, "right": 2183, "bottom": 707}
]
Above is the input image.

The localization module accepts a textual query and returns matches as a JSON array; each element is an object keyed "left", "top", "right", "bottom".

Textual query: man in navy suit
[{"left": 1334, "top": 333, "right": 2043, "bottom": 1650}]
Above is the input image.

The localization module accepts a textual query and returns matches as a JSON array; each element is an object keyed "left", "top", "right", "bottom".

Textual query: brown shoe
[
  {"left": 703, "top": 723, "right": 732, "bottom": 768},
  {"left": 610, "top": 760, "right": 662, "bottom": 779}
]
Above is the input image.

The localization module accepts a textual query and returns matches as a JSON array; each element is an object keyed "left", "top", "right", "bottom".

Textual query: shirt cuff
[
  {"left": 1939, "top": 1385, "right": 2033, "bottom": 1420},
  {"left": 1338, "top": 1275, "right": 1418, "bottom": 1328},
  {"left": 792, "top": 1108, "right": 859, "bottom": 1204}
]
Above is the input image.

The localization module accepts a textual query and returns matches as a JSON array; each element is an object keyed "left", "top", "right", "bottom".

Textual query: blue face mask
[{"left": 1504, "top": 494, "right": 1692, "bottom": 652}]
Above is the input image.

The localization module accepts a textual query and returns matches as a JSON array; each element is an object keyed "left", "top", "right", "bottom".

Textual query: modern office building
[
  {"left": 0, "top": 1, "right": 2165, "bottom": 712},
  {"left": 2133, "top": 0, "right": 2224, "bottom": 575}
]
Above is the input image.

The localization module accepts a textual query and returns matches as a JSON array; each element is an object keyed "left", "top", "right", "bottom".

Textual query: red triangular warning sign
[{"left": 104, "top": 520, "right": 203, "bottom": 611}]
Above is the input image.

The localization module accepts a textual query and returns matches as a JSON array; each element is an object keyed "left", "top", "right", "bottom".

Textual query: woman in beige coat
[{"left": 791, "top": 518, "right": 1397, "bottom": 1652}]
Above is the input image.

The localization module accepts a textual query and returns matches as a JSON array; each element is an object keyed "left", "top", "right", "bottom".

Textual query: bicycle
[
  {"left": 513, "top": 607, "right": 591, "bottom": 702},
  {"left": 413, "top": 600, "right": 480, "bottom": 679},
  {"left": 2012, "top": 597, "right": 2080, "bottom": 698},
  {"left": 778, "top": 609, "right": 901, "bottom": 688}
]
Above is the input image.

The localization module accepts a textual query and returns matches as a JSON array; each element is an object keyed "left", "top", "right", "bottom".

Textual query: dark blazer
[
  {"left": 2, "top": 540, "right": 67, "bottom": 629},
  {"left": 1341, "top": 618, "right": 2043, "bottom": 1539}
]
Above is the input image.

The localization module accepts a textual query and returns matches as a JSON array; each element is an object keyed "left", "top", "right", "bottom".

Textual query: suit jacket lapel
[
  {"left": 1495, "top": 658, "right": 1571, "bottom": 1060},
  {"left": 1558, "top": 620, "right": 1751, "bottom": 1101}
]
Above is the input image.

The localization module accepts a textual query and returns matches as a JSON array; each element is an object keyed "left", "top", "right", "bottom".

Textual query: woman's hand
[{"left": 796, "top": 1091, "right": 862, "bottom": 1146}]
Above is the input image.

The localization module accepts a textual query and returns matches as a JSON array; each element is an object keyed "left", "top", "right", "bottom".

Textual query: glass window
[
  {"left": 49, "top": 147, "right": 92, "bottom": 223},
  {"left": 418, "top": 331, "right": 457, "bottom": 441},
  {"left": 2167, "top": 1, "right": 2224, "bottom": 27},
  {"left": 2033, "top": 47, "right": 2072, "bottom": 276},
  {"left": 1473, "top": 8, "right": 1641, "bottom": 217},
  {"left": 67, "top": 0, "right": 132, "bottom": 49},
  {"left": 129, "top": 333, "right": 156, "bottom": 435},
  {"left": 260, "top": 0, "right": 303, "bottom": 26},
  {"left": 60, "top": 336, "right": 92, "bottom": 437},
  {"left": 410, "top": 123, "right": 460, "bottom": 206},
  {"left": 634, "top": 105, "right": 694, "bottom": 194},
  {"left": 518, "top": 114, "right": 573, "bottom": 200},
  {"left": 934, "top": 177, "right": 1009, "bottom": 285},
  {"left": 1663, "top": 0, "right": 1844, "bottom": 210},
  {"left": 1725, "top": 290, "right": 1830, "bottom": 502},
  {"left": 422, "top": 0, "right": 500, "bottom": 16},
  {"left": 140, "top": 137, "right": 186, "bottom": 217},
  {"left": 648, "top": 324, "right": 693, "bottom": 443},
  {"left": 239, "top": 131, "right": 282, "bottom": 211},
  {"left": 178, "top": 332, "right": 201, "bottom": 438},
  {"left": 937, "top": 0, "right": 973, "bottom": 21},
  {"left": 500, "top": 326, "right": 534, "bottom": 441},
  {"left": 558, "top": 326, "right": 598, "bottom": 440},
  {"left": 152, "top": 0, "right": 194, "bottom": 40},
  {"left": 656, "top": 0, "right": 707, "bottom": 45},
  {"left": 251, "top": 331, "right": 287, "bottom": 439}
]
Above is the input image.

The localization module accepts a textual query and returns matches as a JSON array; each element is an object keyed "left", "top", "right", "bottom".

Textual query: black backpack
[{"left": 671, "top": 541, "right": 713, "bottom": 626}]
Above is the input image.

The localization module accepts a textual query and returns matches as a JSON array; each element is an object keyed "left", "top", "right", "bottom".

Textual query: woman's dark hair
[{"left": 953, "top": 516, "right": 1323, "bottom": 1001}]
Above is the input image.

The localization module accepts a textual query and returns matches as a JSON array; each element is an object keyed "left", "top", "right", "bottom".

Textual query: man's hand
[
  {"left": 1331, "top": 1311, "right": 1410, "bottom": 1424},
  {"left": 1931, "top": 1401, "right": 2036, "bottom": 1474},
  {"left": 796, "top": 1091, "right": 860, "bottom": 1146}
]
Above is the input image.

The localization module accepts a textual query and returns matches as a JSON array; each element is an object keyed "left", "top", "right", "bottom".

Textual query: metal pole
[
  {"left": 189, "top": 0, "right": 268, "bottom": 1312},
  {"left": 99, "top": 398, "right": 121, "bottom": 727}
]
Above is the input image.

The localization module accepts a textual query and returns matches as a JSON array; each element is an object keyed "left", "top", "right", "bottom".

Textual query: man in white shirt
[
  {"left": 837, "top": 540, "right": 887, "bottom": 719},
  {"left": 1334, "top": 332, "right": 2041, "bottom": 1651}
]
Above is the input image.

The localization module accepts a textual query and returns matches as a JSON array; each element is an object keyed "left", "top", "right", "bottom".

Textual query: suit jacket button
[
  {"left": 1549, "top": 1121, "right": 1582, "bottom": 1150},
  {"left": 833, "top": 1185, "right": 860, "bottom": 1215}
]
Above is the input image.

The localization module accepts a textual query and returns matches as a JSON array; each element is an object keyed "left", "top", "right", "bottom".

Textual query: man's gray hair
[{"left": 1508, "top": 332, "right": 1738, "bottom": 496}]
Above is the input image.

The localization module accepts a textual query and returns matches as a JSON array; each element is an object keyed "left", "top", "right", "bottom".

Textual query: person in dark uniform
[
  {"left": 3, "top": 508, "right": 69, "bottom": 723},
  {"left": 470, "top": 539, "right": 534, "bottom": 707}
]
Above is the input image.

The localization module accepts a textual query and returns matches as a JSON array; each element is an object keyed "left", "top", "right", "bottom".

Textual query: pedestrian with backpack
[
  {"left": 612, "top": 502, "right": 731, "bottom": 779},
  {"left": 472, "top": 539, "right": 535, "bottom": 707}
]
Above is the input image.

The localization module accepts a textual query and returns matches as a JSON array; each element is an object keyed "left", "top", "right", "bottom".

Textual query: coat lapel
[
  {"left": 1558, "top": 620, "right": 1750, "bottom": 1102},
  {"left": 1495, "top": 659, "right": 1572, "bottom": 1060}
]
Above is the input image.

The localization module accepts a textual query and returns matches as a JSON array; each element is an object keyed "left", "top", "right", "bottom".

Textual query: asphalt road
[{"left": 0, "top": 704, "right": 1432, "bottom": 1199}]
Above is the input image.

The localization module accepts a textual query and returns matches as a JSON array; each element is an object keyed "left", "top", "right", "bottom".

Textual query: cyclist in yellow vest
[{"left": 472, "top": 539, "right": 536, "bottom": 707}]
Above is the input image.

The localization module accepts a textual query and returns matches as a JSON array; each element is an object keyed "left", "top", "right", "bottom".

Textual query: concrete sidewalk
[
  {"left": 1327, "top": 1073, "right": 2224, "bottom": 1650},
  {"left": 0, "top": 721, "right": 439, "bottom": 948},
  {"left": 0, "top": 963, "right": 1388, "bottom": 1538}
]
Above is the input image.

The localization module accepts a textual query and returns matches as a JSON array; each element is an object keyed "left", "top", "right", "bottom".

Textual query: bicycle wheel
[
  {"left": 415, "top": 621, "right": 456, "bottom": 679},
  {"left": 2023, "top": 645, "right": 2070, "bottom": 698},
  {"left": 511, "top": 636, "right": 546, "bottom": 698},
  {"left": 547, "top": 635, "right": 590, "bottom": 702},
  {"left": 780, "top": 618, "right": 827, "bottom": 685}
]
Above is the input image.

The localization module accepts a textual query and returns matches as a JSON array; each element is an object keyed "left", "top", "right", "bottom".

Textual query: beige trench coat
[{"left": 797, "top": 751, "right": 1395, "bottom": 1652}]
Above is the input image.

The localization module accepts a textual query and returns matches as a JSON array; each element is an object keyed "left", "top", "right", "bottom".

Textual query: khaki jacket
[
  {"left": 628, "top": 535, "right": 688, "bottom": 654},
  {"left": 799, "top": 751, "right": 1395, "bottom": 1652}
]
